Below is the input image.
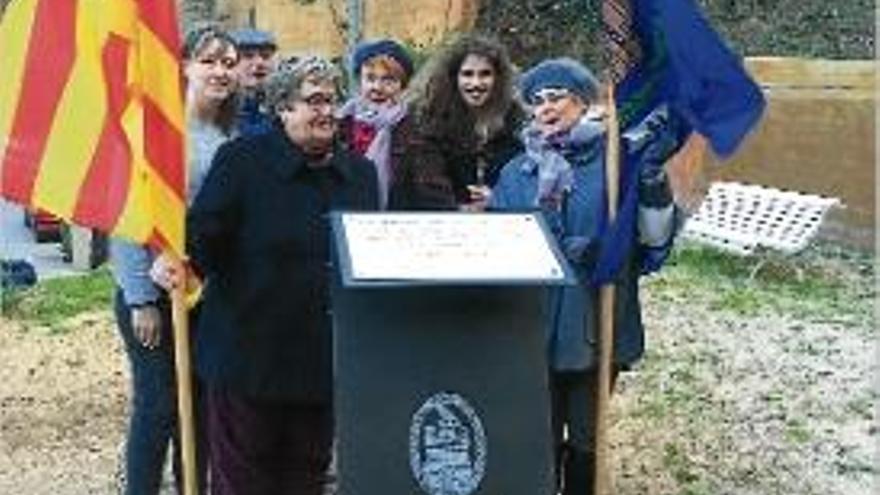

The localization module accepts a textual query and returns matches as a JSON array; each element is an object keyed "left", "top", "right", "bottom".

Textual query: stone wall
[
  {"left": 708, "top": 58, "right": 875, "bottom": 249},
  {"left": 215, "top": 0, "right": 478, "bottom": 57}
]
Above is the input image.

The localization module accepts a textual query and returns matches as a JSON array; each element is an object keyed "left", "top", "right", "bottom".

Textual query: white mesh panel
[{"left": 681, "top": 181, "right": 840, "bottom": 255}]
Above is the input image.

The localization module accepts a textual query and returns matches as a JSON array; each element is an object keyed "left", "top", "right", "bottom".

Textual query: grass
[
  {"left": 783, "top": 417, "right": 812, "bottom": 444},
  {"left": 844, "top": 396, "right": 875, "bottom": 421},
  {"left": 662, "top": 442, "right": 700, "bottom": 484},
  {"left": 647, "top": 241, "right": 875, "bottom": 323},
  {"left": 0, "top": 240, "right": 872, "bottom": 333},
  {"left": 1, "top": 268, "right": 114, "bottom": 330}
]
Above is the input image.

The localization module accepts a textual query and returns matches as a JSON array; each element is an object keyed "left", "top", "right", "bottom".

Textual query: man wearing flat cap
[{"left": 231, "top": 28, "right": 278, "bottom": 136}]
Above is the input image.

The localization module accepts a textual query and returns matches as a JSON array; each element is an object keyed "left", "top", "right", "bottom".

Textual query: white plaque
[{"left": 338, "top": 212, "right": 566, "bottom": 282}]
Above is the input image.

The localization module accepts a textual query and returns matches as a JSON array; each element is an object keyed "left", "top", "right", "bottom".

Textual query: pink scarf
[{"left": 338, "top": 98, "right": 408, "bottom": 208}]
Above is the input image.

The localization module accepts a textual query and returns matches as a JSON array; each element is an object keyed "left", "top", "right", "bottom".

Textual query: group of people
[{"left": 110, "top": 22, "right": 685, "bottom": 495}]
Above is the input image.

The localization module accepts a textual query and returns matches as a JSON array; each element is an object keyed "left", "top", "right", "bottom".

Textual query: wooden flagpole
[
  {"left": 170, "top": 256, "right": 199, "bottom": 495},
  {"left": 594, "top": 83, "right": 621, "bottom": 495},
  {"left": 596, "top": 0, "right": 636, "bottom": 489}
]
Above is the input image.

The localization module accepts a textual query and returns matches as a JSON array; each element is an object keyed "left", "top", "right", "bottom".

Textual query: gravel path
[
  {"left": 0, "top": 268, "right": 876, "bottom": 494},
  {"left": 613, "top": 294, "right": 877, "bottom": 495}
]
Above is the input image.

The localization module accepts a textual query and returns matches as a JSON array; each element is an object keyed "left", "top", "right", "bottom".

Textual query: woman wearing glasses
[
  {"left": 490, "top": 58, "right": 686, "bottom": 495},
  {"left": 157, "top": 57, "right": 378, "bottom": 495},
  {"left": 336, "top": 38, "right": 417, "bottom": 209}
]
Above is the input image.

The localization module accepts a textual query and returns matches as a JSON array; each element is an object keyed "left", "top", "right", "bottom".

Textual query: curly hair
[
  {"left": 263, "top": 55, "right": 343, "bottom": 113},
  {"left": 408, "top": 34, "right": 519, "bottom": 146}
]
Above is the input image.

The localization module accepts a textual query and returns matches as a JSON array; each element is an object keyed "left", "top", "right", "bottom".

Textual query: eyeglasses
[
  {"left": 362, "top": 73, "right": 403, "bottom": 87},
  {"left": 528, "top": 88, "right": 573, "bottom": 106},
  {"left": 298, "top": 92, "right": 338, "bottom": 110}
]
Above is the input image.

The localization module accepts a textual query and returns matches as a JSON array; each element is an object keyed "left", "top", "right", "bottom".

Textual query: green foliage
[
  {"left": 178, "top": 0, "right": 218, "bottom": 32},
  {"left": 473, "top": 0, "right": 874, "bottom": 69},
  {"left": 475, "top": 0, "right": 606, "bottom": 69},
  {"left": 697, "top": 0, "right": 874, "bottom": 59},
  {"left": 1, "top": 269, "right": 114, "bottom": 329},
  {"left": 394, "top": 38, "right": 434, "bottom": 74}
]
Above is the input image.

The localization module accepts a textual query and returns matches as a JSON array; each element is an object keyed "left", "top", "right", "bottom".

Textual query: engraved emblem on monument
[{"left": 409, "top": 392, "right": 487, "bottom": 495}]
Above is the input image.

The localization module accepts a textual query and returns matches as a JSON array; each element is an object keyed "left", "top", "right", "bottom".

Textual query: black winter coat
[{"left": 187, "top": 128, "right": 379, "bottom": 403}]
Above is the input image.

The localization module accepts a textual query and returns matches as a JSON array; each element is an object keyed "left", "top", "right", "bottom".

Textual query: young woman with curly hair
[{"left": 390, "top": 34, "right": 525, "bottom": 210}]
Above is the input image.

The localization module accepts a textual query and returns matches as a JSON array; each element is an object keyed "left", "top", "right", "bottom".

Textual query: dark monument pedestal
[{"left": 333, "top": 284, "right": 555, "bottom": 495}]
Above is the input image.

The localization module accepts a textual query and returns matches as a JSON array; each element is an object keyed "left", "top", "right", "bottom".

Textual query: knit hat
[
  {"left": 230, "top": 28, "right": 277, "bottom": 50},
  {"left": 519, "top": 58, "right": 599, "bottom": 104},
  {"left": 351, "top": 39, "right": 414, "bottom": 81}
]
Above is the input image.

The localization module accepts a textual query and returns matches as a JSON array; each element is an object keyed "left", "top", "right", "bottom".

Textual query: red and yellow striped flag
[{"left": 0, "top": 0, "right": 186, "bottom": 256}]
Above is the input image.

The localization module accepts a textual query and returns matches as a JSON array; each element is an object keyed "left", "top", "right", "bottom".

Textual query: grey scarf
[{"left": 520, "top": 115, "right": 604, "bottom": 206}]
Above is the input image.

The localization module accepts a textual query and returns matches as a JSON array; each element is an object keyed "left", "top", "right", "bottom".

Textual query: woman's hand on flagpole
[{"left": 150, "top": 252, "right": 188, "bottom": 291}]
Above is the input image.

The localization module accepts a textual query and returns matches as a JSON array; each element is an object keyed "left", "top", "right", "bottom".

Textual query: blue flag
[
  {"left": 616, "top": 0, "right": 766, "bottom": 157},
  {"left": 591, "top": 0, "right": 765, "bottom": 285}
]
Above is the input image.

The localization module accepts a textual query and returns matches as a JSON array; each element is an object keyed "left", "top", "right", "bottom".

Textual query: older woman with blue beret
[{"left": 490, "top": 58, "right": 687, "bottom": 495}]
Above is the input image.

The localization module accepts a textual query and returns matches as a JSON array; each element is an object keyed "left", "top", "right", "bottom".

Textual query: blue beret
[
  {"left": 351, "top": 39, "right": 414, "bottom": 81},
  {"left": 230, "top": 28, "right": 277, "bottom": 49},
  {"left": 519, "top": 58, "right": 599, "bottom": 104}
]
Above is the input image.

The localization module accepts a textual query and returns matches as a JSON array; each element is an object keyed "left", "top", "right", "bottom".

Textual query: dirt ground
[
  {"left": 0, "top": 277, "right": 876, "bottom": 494},
  {"left": 0, "top": 311, "right": 127, "bottom": 494}
]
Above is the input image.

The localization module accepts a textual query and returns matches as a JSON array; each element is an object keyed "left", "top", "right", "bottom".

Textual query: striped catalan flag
[{"left": 0, "top": 0, "right": 186, "bottom": 257}]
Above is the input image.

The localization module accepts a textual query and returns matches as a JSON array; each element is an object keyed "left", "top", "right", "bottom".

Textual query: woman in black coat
[{"left": 157, "top": 56, "right": 378, "bottom": 495}]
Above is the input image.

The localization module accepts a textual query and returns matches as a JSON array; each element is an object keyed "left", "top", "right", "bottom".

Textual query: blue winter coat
[{"left": 490, "top": 113, "right": 681, "bottom": 371}]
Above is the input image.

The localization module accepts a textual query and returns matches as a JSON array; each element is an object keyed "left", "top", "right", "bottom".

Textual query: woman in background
[{"left": 337, "top": 38, "right": 415, "bottom": 209}]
